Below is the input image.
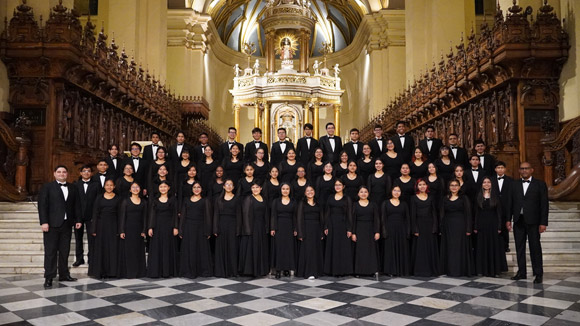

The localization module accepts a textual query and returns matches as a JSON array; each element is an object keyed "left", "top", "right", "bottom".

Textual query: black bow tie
[
  {"left": 522, "top": 179, "right": 530, "bottom": 183},
  {"left": 427, "top": 139, "right": 432, "bottom": 142},
  {"left": 228, "top": 142, "right": 235, "bottom": 145},
  {"left": 450, "top": 146, "right": 456, "bottom": 149},
  {"left": 352, "top": 142, "right": 358, "bottom": 144},
  {"left": 376, "top": 138, "right": 382, "bottom": 141},
  {"left": 254, "top": 141, "right": 260, "bottom": 144},
  {"left": 497, "top": 176, "right": 504, "bottom": 180},
  {"left": 59, "top": 183, "right": 67, "bottom": 187},
  {"left": 152, "top": 144, "right": 158, "bottom": 147},
  {"left": 132, "top": 157, "right": 139, "bottom": 160},
  {"left": 177, "top": 143, "right": 183, "bottom": 146},
  {"left": 99, "top": 174, "right": 106, "bottom": 177},
  {"left": 399, "top": 135, "right": 405, "bottom": 138},
  {"left": 478, "top": 154, "right": 484, "bottom": 157},
  {"left": 305, "top": 137, "right": 311, "bottom": 139},
  {"left": 328, "top": 137, "right": 334, "bottom": 139},
  {"left": 83, "top": 181, "right": 90, "bottom": 185},
  {"left": 472, "top": 169, "right": 479, "bottom": 172},
  {"left": 111, "top": 156, "right": 116, "bottom": 160}
]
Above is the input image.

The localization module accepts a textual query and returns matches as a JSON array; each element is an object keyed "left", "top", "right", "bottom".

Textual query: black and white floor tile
[{"left": 0, "top": 273, "right": 579, "bottom": 325}]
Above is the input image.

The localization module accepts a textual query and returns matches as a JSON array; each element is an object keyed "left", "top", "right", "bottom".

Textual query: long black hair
[{"left": 476, "top": 176, "right": 499, "bottom": 209}]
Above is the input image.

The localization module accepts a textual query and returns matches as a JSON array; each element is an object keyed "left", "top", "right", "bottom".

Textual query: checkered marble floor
[{"left": 0, "top": 273, "right": 579, "bottom": 326}]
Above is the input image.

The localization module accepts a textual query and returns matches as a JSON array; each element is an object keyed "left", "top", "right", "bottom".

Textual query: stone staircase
[{"left": 0, "top": 201, "right": 578, "bottom": 274}]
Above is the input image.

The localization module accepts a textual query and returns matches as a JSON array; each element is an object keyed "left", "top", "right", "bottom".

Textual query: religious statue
[
  {"left": 280, "top": 38, "right": 295, "bottom": 61},
  {"left": 313, "top": 60, "right": 320, "bottom": 75},
  {"left": 253, "top": 59, "right": 260, "bottom": 75},
  {"left": 333, "top": 64, "right": 341, "bottom": 78},
  {"left": 233, "top": 64, "right": 242, "bottom": 77}
]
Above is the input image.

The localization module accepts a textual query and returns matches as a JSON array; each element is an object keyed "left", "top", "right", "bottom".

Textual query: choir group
[{"left": 37, "top": 120, "right": 547, "bottom": 288}]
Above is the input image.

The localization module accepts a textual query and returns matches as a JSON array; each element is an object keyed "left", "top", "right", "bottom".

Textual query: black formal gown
[
  {"left": 393, "top": 177, "right": 417, "bottom": 204},
  {"left": 425, "top": 176, "right": 445, "bottom": 208},
  {"left": 148, "top": 161, "right": 171, "bottom": 191},
  {"left": 410, "top": 195, "right": 440, "bottom": 277},
  {"left": 381, "top": 154, "right": 402, "bottom": 179},
  {"left": 381, "top": 200, "right": 411, "bottom": 276},
  {"left": 271, "top": 198, "right": 298, "bottom": 272},
  {"left": 307, "top": 162, "right": 324, "bottom": 183},
  {"left": 410, "top": 161, "right": 429, "bottom": 180},
  {"left": 210, "top": 180, "right": 224, "bottom": 198},
  {"left": 89, "top": 195, "right": 121, "bottom": 278},
  {"left": 239, "top": 196, "right": 269, "bottom": 276},
  {"left": 279, "top": 160, "right": 300, "bottom": 183},
  {"left": 174, "top": 161, "right": 195, "bottom": 187},
  {"left": 352, "top": 202, "right": 380, "bottom": 275},
  {"left": 222, "top": 159, "right": 244, "bottom": 187},
  {"left": 252, "top": 162, "right": 270, "bottom": 184},
  {"left": 368, "top": 173, "right": 391, "bottom": 206},
  {"left": 357, "top": 158, "right": 375, "bottom": 184},
  {"left": 334, "top": 163, "right": 349, "bottom": 179},
  {"left": 440, "top": 196, "right": 475, "bottom": 277},
  {"left": 178, "top": 179, "right": 196, "bottom": 209},
  {"left": 291, "top": 180, "right": 308, "bottom": 202},
  {"left": 316, "top": 176, "right": 335, "bottom": 209},
  {"left": 341, "top": 174, "right": 364, "bottom": 202},
  {"left": 213, "top": 196, "right": 242, "bottom": 277},
  {"left": 147, "top": 197, "right": 179, "bottom": 278},
  {"left": 262, "top": 179, "right": 281, "bottom": 204},
  {"left": 435, "top": 159, "right": 454, "bottom": 183},
  {"left": 324, "top": 195, "right": 353, "bottom": 276},
  {"left": 115, "top": 177, "right": 134, "bottom": 199},
  {"left": 475, "top": 198, "right": 508, "bottom": 276},
  {"left": 198, "top": 159, "right": 219, "bottom": 195},
  {"left": 236, "top": 177, "right": 255, "bottom": 199},
  {"left": 296, "top": 201, "right": 324, "bottom": 278},
  {"left": 179, "top": 197, "right": 213, "bottom": 278},
  {"left": 118, "top": 198, "right": 147, "bottom": 278}
]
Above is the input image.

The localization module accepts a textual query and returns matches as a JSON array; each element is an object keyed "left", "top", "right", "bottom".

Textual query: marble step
[
  {"left": 0, "top": 202, "right": 38, "bottom": 211},
  {"left": 505, "top": 249, "right": 580, "bottom": 261},
  {"left": 0, "top": 250, "right": 91, "bottom": 263},
  {"left": 0, "top": 262, "right": 87, "bottom": 275},
  {"left": 505, "top": 261, "right": 580, "bottom": 273},
  {"left": 0, "top": 239, "right": 88, "bottom": 251},
  {"left": 0, "top": 211, "right": 40, "bottom": 220}
]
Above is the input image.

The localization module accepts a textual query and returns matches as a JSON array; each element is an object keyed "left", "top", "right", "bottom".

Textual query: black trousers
[
  {"left": 74, "top": 221, "right": 94, "bottom": 263},
  {"left": 501, "top": 220, "right": 510, "bottom": 251},
  {"left": 43, "top": 222, "right": 73, "bottom": 279},
  {"left": 513, "top": 217, "right": 543, "bottom": 276}
]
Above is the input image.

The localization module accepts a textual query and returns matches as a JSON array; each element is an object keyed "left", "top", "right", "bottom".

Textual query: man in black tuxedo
[
  {"left": 296, "top": 123, "right": 319, "bottom": 166},
  {"left": 465, "top": 154, "right": 488, "bottom": 210},
  {"left": 343, "top": 128, "right": 363, "bottom": 162},
  {"left": 192, "top": 132, "right": 209, "bottom": 164},
  {"left": 38, "top": 165, "right": 82, "bottom": 288},
  {"left": 72, "top": 165, "right": 99, "bottom": 267},
  {"left": 419, "top": 125, "right": 443, "bottom": 162},
  {"left": 448, "top": 133, "right": 469, "bottom": 168},
  {"left": 507, "top": 162, "right": 549, "bottom": 284},
  {"left": 368, "top": 125, "right": 387, "bottom": 159},
  {"left": 219, "top": 127, "right": 244, "bottom": 162},
  {"left": 168, "top": 131, "right": 191, "bottom": 168},
  {"left": 391, "top": 121, "right": 414, "bottom": 163},
  {"left": 270, "top": 128, "right": 295, "bottom": 167},
  {"left": 122, "top": 143, "right": 149, "bottom": 195},
  {"left": 105, "top": 144, "right": 122, "bottom": 180},
  {"left": 245, "top": 127, "right": 269, "bottom": 163},
  {"left": 91, "top": 159, "right": 112, "bottom": 193},
  {"left": 142, "top": 131, "right": 161, "bottom": 162},
  {"left": 474, "top": 139, "right": 496, "bottom": 176},
  {"left": 319, "top": 122, "right": 342, "bottom": 164},
  {"left": 492, "top": 161, "right": 513, "bottom": 253}
]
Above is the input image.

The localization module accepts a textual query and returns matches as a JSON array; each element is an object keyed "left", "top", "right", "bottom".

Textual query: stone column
[
  {"left": 303, "top": 102, "right": 310, "bottom": 125},
  {"left": 234, "top": 104, "right": 241, "bottom": 142},
  {"left": 313, "top": 101, "right": 320, "bottom": 139},
  {"left": 299, "top": 29, "right": 310, "bottom": 73},
  {"left": 263, "top": 102, "right": 270, "bottom": 145},
  {"left": 334, "top": 104, "right": 341, "bottom": 138},
  {"left": 267, "top": 31, "right": 276, "bottom": 73},
  {"left": 254, "top": 102, "right": 261, "bottom": 128}
]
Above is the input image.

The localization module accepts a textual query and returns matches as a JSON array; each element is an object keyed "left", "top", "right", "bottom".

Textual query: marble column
[
  {"left": 334, "top": 104, "right": 341, "bottom": 138},
  {"left": 263, "top": 102, "right": 270, "bottom": 145},
  {"left": 234, "top": 104, "right": 241, "bottom": 142},
  {"left": 313, "top": 102, "right": 320, "bottom": 139},
  {"left": 254, "top": 102, "right": 261, "bottom": 128},
  {"left": 303, "top": 102, "right": 310, "bottom": 125}
]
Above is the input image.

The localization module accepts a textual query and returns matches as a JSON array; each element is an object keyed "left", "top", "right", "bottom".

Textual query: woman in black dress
[
  {"left": 149, "top": 164, "right": 171, "bottom": 199},
  {"left": 115, "top": 164, "right": 134, "bottom": 199},
  {"left": 410, "top": 147, "right": 428, "bottom": 179},
  {"left": 352, "top": 186, "right": 380, "bottom": 276},
  {"left": 439, "top": 179, "right": 474, "bottom": 277},
  {"left": 435, "top": 146, "right": 454, "bottom": 183},
  {"left": 381, "top": 139, "right": 402, "bottom": 179},
  {"left": 271, "top": 183, "right": 298, "bottom": 278},
  {"left": 473, "top": 177, "right": 507, "bottom": 276},
  {"left": 148, "top": 146, "right": 170, "bottom": 192},
  {"left": 147, "top": 181, "right": 179, "bottom": 278},
  {"left": 236, "top": 164, "right": 256, "bottom": 199},
  {"left": 316, "top": 162, "right": 335, "bottom": 209},
  {"left": 425, "top": 163, "right": 445, "bottom": 208},
  {"left": 381, "top": 185, "right": 411, "bottom": 276},
  {"left": 89, "top": 179, "right": 120, "bottom": 278},
  {"left": 307, "top": 148, "right": 325, "bottom": 182},
  {"left": 291, "top": 166, "right": 309, "bottom": 202},
  {"left": 296, "top": 185, "right": 324, "bottom": 279},
  {"left": 174, "top": 149, "right": 195, "bottom": 187},
  {"left": 209, "top": 166, "right": 225, "bottom": 198},
  {"left": 222, "top": 144, "right": 244, "bottom": 188},
  {"left": 324, "top": 179, "right": 354, "bottom": 276},
  {"left": 357, "top": 144, "right": 375, "bottom": 183},
  {"left": 410, "top": 179, "right": 440, "bottom": 277},
  {"left": 213, "top": 179, "right": 242, "bottom": 277},
  {"left": 178, "top": 166, "right": 197, "bottom": 207},
  {"left": 453, "top": 165, "right": 469, "bottom": 195},
  {"left": 198, "top": 145, "right": 219, "bottom": 195},
  {"left": 239, "top": 182, "right": 270, "bottom": 277},
  {"left": 252, "top": 148, "right": 270, "bottom": 184},
  {"left": 279, "top": 149, "right": 301, "bottom": 183},
  {"left": 341, "top": 161, "right": 364, "bottom": 201},
  {"left": 118, "top": 182, "right": 147, "bottom": 278},
  {"left": 263, "top": 166, "right": 281, "bottom": 204},
  {"left": 393, "top": 163, "right": 416, "bottom": 204},
  {"left": 334, "top": 151, "right": 349, "bottom": 179},
  {"left": 368, "top": 159, "right": 391, "bottom": 206},
  {"left": 179, "top": 182, "right": 213, "bottom": 278}
]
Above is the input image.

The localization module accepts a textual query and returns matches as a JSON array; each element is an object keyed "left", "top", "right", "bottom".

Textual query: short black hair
[
  {"left": 228, "top": 127, "right": 237, "bottom": 132},
  {"left": 97, "top": 159, "right": 108, "bottom": 165},
  {"left": 350, "top": 128, "right": 359, "bottom": 133},
  {"left": 252, "top": 127, "right": 262, "bottom": 134},
  {"left": 449, "top": 133, "right": 459, "bottom": 138},
  {"left": 150, "top": 131, "right": 160, "bottom": 138},
  {"left": 495, "top": 161, "right": 506, "bottom": 168},
  {"left": 304, "top": 123, "right": 313, "bottom": 130},
  {"left": 107, "top": 144, "right": 119, "bottom": 151},
  {"left": 130, "top": 142, "right": 142, "bottom": 150},
  {"left": 325, "top": 122, "right": 335, "bottom": 129},
  {"left": 54, "top": 165, "right": 68, "bottom": 172},
  {"left": 374, "top": 124, "right": 382, "bottom": 130},
  {"left": 396, "top": 121, "right": 406, "bottom": 127},
  {"left": 277, "top": 127, "right": 286, "bottom": 133},
  {"left": 199, "top": 132, "right": 208, "bottom": 137},
  {"left": 80, "top": 164, "right": 92, "bottom": 172},
  {"left": 425, "top": 125, "right": 435, "bottom": 132},
  {"left": 176, "top": 130, "right": 185, "bottom": 137},
  {"left": 469, "top": 154, "right": 480, "bottom": 161},
  {"left": 474, "top": 139, "right": 486, "bottom": 146}
]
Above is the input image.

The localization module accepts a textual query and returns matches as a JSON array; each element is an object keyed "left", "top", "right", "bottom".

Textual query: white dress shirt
[
  {"left": 59, "top": 182, "right": 68, "bottom": 220},
  {"left": 280, "top": 141, "right": 287, "bottom": 154},
  {"left": 398, "top": 134, "right": 405, "bottom": 148},
  {"left": 329, "top": 137, "right": 336, "bottom": 151}
]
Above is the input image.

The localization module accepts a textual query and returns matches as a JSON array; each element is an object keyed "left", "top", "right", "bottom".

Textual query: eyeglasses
[{"left": 519, "top": 167, "right": 532, "bottom": 170}]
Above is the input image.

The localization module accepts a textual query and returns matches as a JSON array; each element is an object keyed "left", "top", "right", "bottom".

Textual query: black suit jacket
[
  {"left": 73, "top": 179, "right": 99, "bottom": 222},
  {"left": 244, "top": 141, "right": 269, "bottom": 163},
  {"left": 270, "top": 141, "right": 295, "bottom": 167},
  {"left": 319, "top": 135, "right": 343, "bottom": 164},
  {"left": 121, "top": 156, "right": 149, "bottom": 190},
  {"left": 192, "top": 144, "right": 209, "bottom": 164},
  {"left": 343, "top": 141, "right": 364, "bottom": 162},
  {"left": 511, "top": 177, "right": 549, "bottom": 226},
  {"left": 419, "top": 138, "right": 443, "bottom": 162},
  {"left": 296, "top": 137, "right": 319, "bottom": 166},
  {"left": 105, "top": 156, "right": 122, "bottom": 180},
  {"left": 391, "top": 134, "right": 414, "bottom": 163},
  {"left": 368, "top": 138, "right": 387, "bottom": 159},
  {"left": 492, "top": 174, "right": 514, "bottom": 223},
  {"left": 91, "top": 172, "right": 113, "bottom": 193},
  {"left": 464, "top": 168, "right": 487, "bottom": 204},
  {"left": 449, "top": 145, "right": 469, "bottom": 168},
  {"left": 168, "top": 143, "right": 192, "bottom": 162},
  {"left": 477, "top": 153, "right": 496, "bottom": 176},
  {"left": 219, "top": 141, "right": 244, "bottom": 162},
  {"left": 142, "top": 144, "right": 160, "bottom": 162},
  {"left": 38, "top": 181, "right": 81, "bottom": 227}
]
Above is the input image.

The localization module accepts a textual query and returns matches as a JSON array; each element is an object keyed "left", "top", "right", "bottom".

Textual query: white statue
[
  {"left": 233, "top": 64, "right": 242, "bottom": 77},
  {"left": 253, "top": 59, "right": 260, "bottom": 75},
  {"left": 280, "top": 38, "right": 294, "bottom": 61},
  {"left": 313, "top": 60, "right": 320, "bottom": 75},
  {"left": 333, "top": 63, "right": 341, "bottom": 77}
]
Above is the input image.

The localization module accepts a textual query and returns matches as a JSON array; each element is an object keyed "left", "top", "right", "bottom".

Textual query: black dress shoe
[
  {"left": 505, "top": 248, "right": 511, "bottom": 253},
  {"left": 511, "top": 274, "right": 527, "bottom": 281},
  {"left": 534, "top": 275, "right": 543, "bottom": 284},
  {"left": 44, "top": 278, "right": 52, "bottom": 288},
  {"left": 58, "top": 275, "right": 77, "bottom": 282},
  {"left": 72, "top": 260, "right": 85, "bottom": 267},
  {"left": 283, "top": 271, "right": 290, "bottom": 277},
  {"left": 275, "top": 271, "right": 281, "bottom": 279}
]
